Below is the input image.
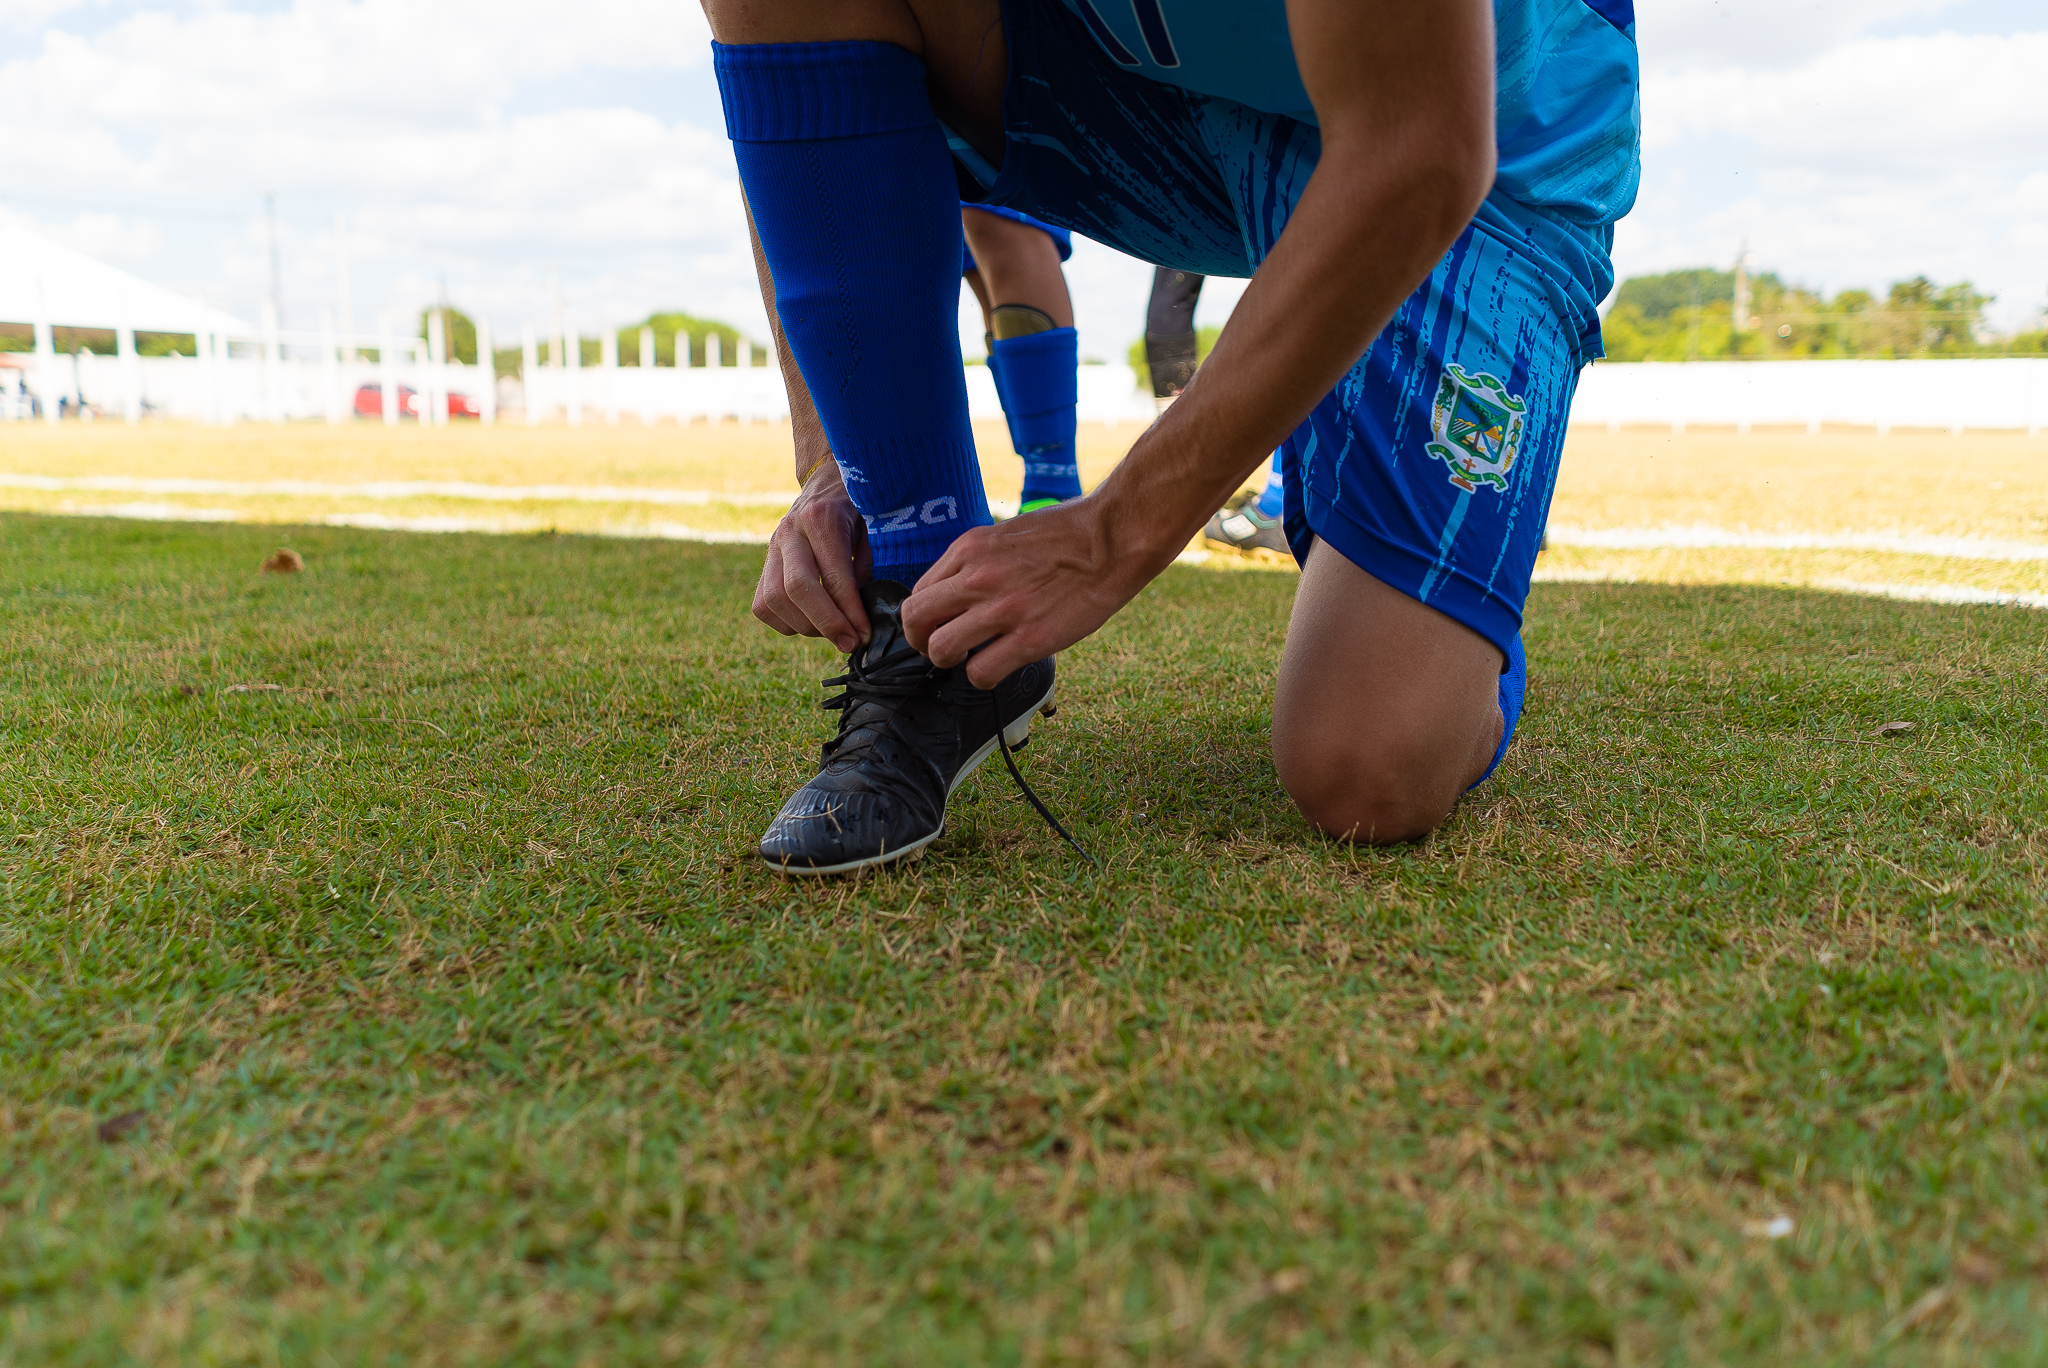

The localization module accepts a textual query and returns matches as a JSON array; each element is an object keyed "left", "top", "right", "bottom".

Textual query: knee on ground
[{"left": 1274, "top": 726, "right": 1475, "bottom": 845}]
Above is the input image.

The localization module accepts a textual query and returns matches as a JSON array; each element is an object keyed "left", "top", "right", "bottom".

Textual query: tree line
[
  {"left": 1601, "top": 268, "right": 2048, "bottom": 362},
  {"left": 11, "top": 281, "right": 2044, "bottom": 368}
]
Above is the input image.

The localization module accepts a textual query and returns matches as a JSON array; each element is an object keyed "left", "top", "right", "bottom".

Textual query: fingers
[
  {"left": 777, "top": 533, "right": 863, "bottom": 653},
  {"left": 814, "top": 513, "right": 871, "bottom": 647},
  {"left": 753, "top": 502, "right": 871, "bottom": 650},
  {"left": 751, "top": 543, "right": 800, "bottom": 636}
]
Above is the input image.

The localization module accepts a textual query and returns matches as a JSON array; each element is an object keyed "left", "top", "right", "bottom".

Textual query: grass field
[{"left": 4, "top": 476, "right": 2047, "bottom": 1362}]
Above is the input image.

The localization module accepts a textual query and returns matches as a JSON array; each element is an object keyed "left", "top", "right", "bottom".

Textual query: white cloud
[
  {"left": 1622, "top": 23, "right": 2048, "bottom": 329},
  {"left": 0, "top": 0, "right": 752, "bottom": 339},
  {"left": 1647, "top": 31, "right": 2048, "bottom": 169},
  {"left": 3, "top": 0, "right": 2041, "bottom": 354},
  {"left": 0, "top": 0, "right": 93, "bottom": 28},
  {"left": 1639, "top": 0, "right": 1967, "bottom": 72}
]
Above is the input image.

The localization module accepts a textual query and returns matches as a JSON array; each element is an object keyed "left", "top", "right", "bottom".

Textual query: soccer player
[
  {"left": 1144, "top": 266, "right": 1289, "bottom": 556},
  {"left": 961, "top": 206, "right": 1084, "bottom": 513},
  {"left": 719, "top": 0, "right": 1640, "bottom": 872}
]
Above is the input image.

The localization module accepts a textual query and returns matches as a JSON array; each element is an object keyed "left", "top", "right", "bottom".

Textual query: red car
[{"left": 353, "top": 384, "right": 481, "bottom": 419}]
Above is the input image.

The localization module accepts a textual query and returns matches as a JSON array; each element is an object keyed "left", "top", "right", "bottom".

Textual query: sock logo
[
  {"left": 870, "top": 504, "right": 919, "bottom": 534},
  {"left": 862, "top": 498, "right": 960, "bottom": 536},
  {"left": 1023, "top": 462, "right": 1079, "bottom": 478}
]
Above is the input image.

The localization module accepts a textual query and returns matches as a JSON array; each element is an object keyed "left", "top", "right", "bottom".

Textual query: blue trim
[
  {"left": 944, "top": 126, "right": 1000, "bottom": 190},
  {"left": 1582, "top": 0, "right": 1633, "bottom": 34},
  {"left": 1071, "top": 0, "right": 1141, "bottom": 66},
  {"left": 1128, "top": 0, "right": 1180, "bottom": 67}
]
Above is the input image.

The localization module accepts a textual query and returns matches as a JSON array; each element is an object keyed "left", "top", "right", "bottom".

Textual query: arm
[
  {"left": 903, "top": 0, "right": 1496, "bottom": 685},
  {"left": 746, "top": 204, "right": 874, "bottom": 653}
]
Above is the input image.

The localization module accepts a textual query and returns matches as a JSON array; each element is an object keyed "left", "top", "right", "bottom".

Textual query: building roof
[{"left": 0, "top": 220, "right": 251, "bottom": 335}]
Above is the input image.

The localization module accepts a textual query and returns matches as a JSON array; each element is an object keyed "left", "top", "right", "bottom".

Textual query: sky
[{"left": 2, "top": 0, "right": 2043, "bottom": 355}]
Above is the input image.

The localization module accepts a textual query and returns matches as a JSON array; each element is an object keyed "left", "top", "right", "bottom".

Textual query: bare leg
[
  {"left": 1271, "top": 539, "right": 1505, "bottom": 843},
  {"left": 960, "top": 209, "right": 1073, "bottom": 331}
]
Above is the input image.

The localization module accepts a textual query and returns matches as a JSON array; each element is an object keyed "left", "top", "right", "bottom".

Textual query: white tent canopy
[{"left": 0, "top": 220, "right": 249, "bottom": 335}]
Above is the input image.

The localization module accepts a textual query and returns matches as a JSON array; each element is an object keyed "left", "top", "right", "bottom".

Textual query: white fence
[
  {"left": 0, "top": 343, "right": 1164, "bottom": 427},
  {"left": 1571, "top": 358, "right": 2048, "bottom": 435},
  {"left": 14, "top": 347, "right": 2041, "bottom": 435}
]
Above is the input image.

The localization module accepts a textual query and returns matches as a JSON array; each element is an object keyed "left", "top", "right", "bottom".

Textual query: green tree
[
  {"left": 418, "top": 306, "right": 478, "bottom": 365},
  {"left": 1612, "top": 267, "right": 1734, "bottom": 323},
  {"left": 1600, "top": 267, "right": 2002, "bottom": 360},
  {"left": 615, "top": 312, "right": 762, "bottom": 368}
]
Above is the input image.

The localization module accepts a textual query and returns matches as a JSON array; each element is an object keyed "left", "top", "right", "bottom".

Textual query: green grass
[{"left": 3, "top": 511, "right": 2046, "bottom": 1366}]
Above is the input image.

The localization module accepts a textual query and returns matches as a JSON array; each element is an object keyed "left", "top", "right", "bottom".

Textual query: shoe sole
[
  {"left": 761, "top": 678, "right": 1059, "bottom": 878},
  {"left": 1201, "top": 535, "right": 1294, "bottom": 565}
]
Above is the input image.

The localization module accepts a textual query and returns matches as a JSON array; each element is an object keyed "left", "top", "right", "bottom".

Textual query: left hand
[{"left": 901, "top": 496, "right": 1167, "bottom": 688}]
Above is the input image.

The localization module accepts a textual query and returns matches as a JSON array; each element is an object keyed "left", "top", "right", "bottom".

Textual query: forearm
[
  {"left": 746, "top": 203, "right": 834, "bottom": 483},
  {"left": 1091, "top": 0, "right": 1495, "bottom": 575},
  {"left": 1095, "top": 154, "right": 1484, "bottom": 564}
]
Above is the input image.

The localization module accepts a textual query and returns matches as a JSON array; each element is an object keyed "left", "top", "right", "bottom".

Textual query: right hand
[{"left": 752, "top": 460, "right": 873, "bottom": 654}]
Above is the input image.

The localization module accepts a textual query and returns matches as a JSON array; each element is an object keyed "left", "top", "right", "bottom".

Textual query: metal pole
[
  {"left": 335, "top": 211, "right": 353, "bottom": 361},
  {"left": 195, "top": 312, "right": 213, "bottom": 427},
  {"left": 602, "top": 326, "right": 619, "bottom": 426},
  {"left": 427, "top": 308, "right": 448, "bottom": 427},
  {"left": 566, "top": 319, "right": 582, "bottom": 427},
  {"left": 639, "top": 325, "right": 655, "bottom": 426},
  {"left": 477, "top": 317, "right": 496, "bottom": 426},
  {"left": 117, "top": 307, "right": 140, "bottom": 425},
  {"left": 521, "top": 324, "right": 540, "bottom": 426},
  {"left": 34, "top": 278, "right": 58, "bottom": 425},
  {"left": 265, "top": 191, "right": 285, "bottom": 334},
  {"left": 261, "top": 299, "right": 281, "bottom": 423},
  {"left": 379, "top": 313, "right": 399, "bottom": 427},
  {"left": 321, "top": 304, "right": 340, "bottom": 424}
]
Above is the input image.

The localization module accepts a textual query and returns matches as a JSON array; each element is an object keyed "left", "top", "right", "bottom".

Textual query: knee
[{"left": 1274, "top": 731, "right": 1461, "bottom": 845}]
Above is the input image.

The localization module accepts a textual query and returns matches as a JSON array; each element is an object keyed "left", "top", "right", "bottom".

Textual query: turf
[{"left": 3, "top": 511, "right": 2046, "bottom": 1366}]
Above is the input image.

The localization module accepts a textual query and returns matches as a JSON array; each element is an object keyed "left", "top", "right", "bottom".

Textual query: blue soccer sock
[
  {"left": 990, "top": 327, "right": 1080, "bottom": 509},
  {"left": 983, "top": 339, "right": 1026, "bottom": 462},
  {"left": 1469, "top": 634, "right": 1526, "bottom": 791},
  {"left": 715, "top": 40, "right": 988, "bottom": 587},
  {"left": 1253, "top": 449, "right": 1285, "bottom": 518}
]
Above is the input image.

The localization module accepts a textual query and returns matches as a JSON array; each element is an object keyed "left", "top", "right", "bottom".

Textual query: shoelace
[
  {"left": 819, "top": 645, "right": 1096, "bottom": 867},
  {"left": 818, "top": 638, "right": 935, "bottom": 767}
]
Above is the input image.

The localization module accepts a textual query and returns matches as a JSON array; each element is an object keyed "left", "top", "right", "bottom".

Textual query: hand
[
  {"left": 902, "top": 495, "right": 1166, "bottom": 688},
  {"left": 752, "top": 461, "right": 873, "bottom": 653}
]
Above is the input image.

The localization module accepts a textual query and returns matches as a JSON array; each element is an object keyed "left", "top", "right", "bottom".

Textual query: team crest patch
[{"left": 1427, "top": 364, "right": 1527, "bottom": 493}]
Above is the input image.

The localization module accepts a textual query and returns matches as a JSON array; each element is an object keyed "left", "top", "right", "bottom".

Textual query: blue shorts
[
  {"left": 954, "top": 0, "right": 1602, "bottom": 659},
  {"left": 960, "top": 204, "right": 1072, "bottom": 278}
]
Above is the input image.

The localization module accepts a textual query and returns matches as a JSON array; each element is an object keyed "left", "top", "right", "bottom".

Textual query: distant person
[
  {"left": 961, "top": 206, "right": 1081, "bottom": 512},
  {"left": 1144, "top": 266, "right": 1288, "bottom": 555}
]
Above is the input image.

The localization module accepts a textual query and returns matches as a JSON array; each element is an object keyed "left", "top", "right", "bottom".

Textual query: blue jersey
[{"left": 1055, "top": 0, "right": 1640, "bottom": 258}]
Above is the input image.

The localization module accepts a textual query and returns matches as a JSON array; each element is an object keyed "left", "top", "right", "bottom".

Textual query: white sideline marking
[
  {"left": 1533, "top": 568, "right": 2047, "bottom": 611},
  {"left": 1812, "top": 580, "right": 2048, "bottom": 611},
  {"left": 79, "top": 502, "right": 250, "bottom": 524},
  {"left": 38, "top": 501, "right": 768, "bottom": 544},
  {"left": 1546, "top": 524, "right": 2048, "bottom": 563},
  {"left": 0, "top": 472, "right": 797, "bottom": 508},
  {"left": 18, "top": 501, "right": 2042, "bottom": 603},
  {"left": 322, "top": 512, "right": 769, "bottom": 543}
]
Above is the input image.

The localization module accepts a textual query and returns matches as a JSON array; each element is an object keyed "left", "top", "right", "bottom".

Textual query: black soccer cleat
[{"left": 759, "top": 580, "right": 1060, "bottom": 876}]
